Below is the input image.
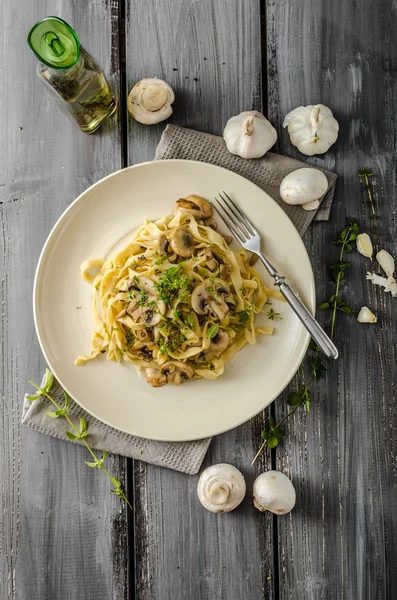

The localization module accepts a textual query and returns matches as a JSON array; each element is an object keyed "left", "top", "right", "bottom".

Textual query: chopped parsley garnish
[
  {"left": 155, "top": 264, "right": 191, "bottom": 306},
  {"left": 125, "top": 329, "right": 135, "bottom": 348},
  {"left": 155, "top": 255, "right": 168, "bottom": 265},
  {"left": 237, "top": 310, "right": 250, "bottom": 324},
  {"left": 129, "top": 261, "right": 137, "bottom": 269},
  {"left": 267, "top": 308, "right": 282, "bottom": 321},
  {"left": 185, "top": 313, "right": 195, "bottom": 329},
  {"left": 157, "top": 317, "right": 187, "bottom": 354},
  {"left": 127, "top": 291, "right": 136, "bottom": 300},
  {"left": 207, "top": 323, "right": 220, "bottom": 339}
]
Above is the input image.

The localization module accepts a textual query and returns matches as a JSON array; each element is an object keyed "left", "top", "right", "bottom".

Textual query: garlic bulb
[
  {"left": 197, "top": 464, "right": 246, "bottom": 513},
  {"left": 283, "top": 104, "right": 339, "bottom": 156},
  {"left": 279, "top": 167, "right": 328, "bottom": 210},
  {"left": 253, "top": 471, "right": 296, "bottom": 515},
  {"left": 356, "top": 233, "right": 373, "bottom": 259},
  {"left": 127, "top": 78, "right": 175, "bottom": 124},
  {"left": 223, "top": 111, "right": 277, "bottom": 159},
  {"left": 376, "top": 249, "right": 395, "bottom": 277},
  {"left": 357, "top": 306, "right": 377, "bottom": 323}
]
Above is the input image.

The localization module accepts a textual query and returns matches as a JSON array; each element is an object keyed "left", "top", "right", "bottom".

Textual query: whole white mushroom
[
  {"left": 279, "top": 167, "right": 328, "bottom": 211},
  {"left": 253, "top": 470, "right": 296, "bottom": 515},
  {"left": 197, "top": 464, "right": 246, "bottom": 513},
  {"left": 127, "top": 78, "right": 175, "bottom": 124}
]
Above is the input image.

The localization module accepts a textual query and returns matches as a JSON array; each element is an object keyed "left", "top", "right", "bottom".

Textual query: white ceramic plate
[{"left": 34, "top": 160, "right": 315, "bottom": 441}]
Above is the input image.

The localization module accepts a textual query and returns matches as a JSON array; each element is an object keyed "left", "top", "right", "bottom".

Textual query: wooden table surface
[{"left": 1, "top": 1, "right": 396, "bottom": 599}]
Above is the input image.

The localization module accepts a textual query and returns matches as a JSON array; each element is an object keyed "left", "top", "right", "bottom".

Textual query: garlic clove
[
  {"left": 357, "top": 306, "right": 377, "bottom": 323},
  {"left": 302, "top": 199, "right": 320, "bottom": 211},
  {"left": 376, "top": 249, "right": 395, "bottom": 277},
  {"left": 283, "top": 104, "right": 339, "bottom": 156},
  {"left": 197, "top": 464, "right": 246, "bottom": 513},
  {"left": 223, "top": 111, "right": 277, "bottom": 159},
  {"left": 279, "top": 167, "right": 328, "bottom": 207},
  {"left": 366, "top": 271, "right": 389, "bottom": 288},
  {"left": 128, "top": 78, "right": 175, "bottom": 124},
  {"left": 356, "top": 233, "right": 373, "bottom": 259},
  {"left": 253, "top": 470, "right": 296, "bottom": 515}
]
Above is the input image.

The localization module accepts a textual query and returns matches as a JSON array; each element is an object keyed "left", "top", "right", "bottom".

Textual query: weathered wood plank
[
  {"left": 126, "top": 1, "right": 274, "bottom": 599},
  {"left": 0, "top": 2, "right": 129, "bottom": 599},
  {"left": 267, "top": 0, "right": 397, "bottom": 598}
]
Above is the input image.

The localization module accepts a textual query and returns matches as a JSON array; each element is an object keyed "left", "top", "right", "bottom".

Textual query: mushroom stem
[{"left": 208, "top": 480, "right": 231, "bottom": 505}]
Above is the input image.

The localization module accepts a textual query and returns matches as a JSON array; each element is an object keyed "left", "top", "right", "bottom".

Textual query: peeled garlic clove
[
  {"left": 197, "top": 464, "right": 246, "bottom": 513},
  {"left": 223, "top": 111, "right": 277, "bottom": 159},
  {"left": 128, "top": 78, "right": 175, "bottom": 124},
  {"left": 357, "top": 306, "right": 377, "bottom": 323},
  {"left": 283, "top": 104, "right": 339, "bottom": 156},
  {"left": 253, "top": 470, "right": 296, "bottom": 515},
  {"left": 356, "top": 233, "right": 373, "bottom": 259},
  {"left": 280, "top": 167, "right": 328, "bottom": 207},
  {"left": 376, "top": 249, "right": 395, "bottom": 277}
]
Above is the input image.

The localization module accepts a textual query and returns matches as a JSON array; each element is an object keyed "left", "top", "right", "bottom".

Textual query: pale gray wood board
[
  {"left": 0, "top": 1, "right": 129, "bottom": 599},
  {"left": 126, "top": 1, "right": 274, "bottom": 598},
  {"left": 267, "top": 0, "right": 397, "bottom": 598}
]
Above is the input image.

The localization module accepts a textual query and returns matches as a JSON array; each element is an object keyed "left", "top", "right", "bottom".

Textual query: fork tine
[
  {"left": 214, "top": 197, "right": 247, "bottom": 243},
  {"left": 222, "top": 191, "right": 256, "bottom": 236},
  {"left": 213, "top": 198, "right": 245, "bottom": 244},
  {"left": 218, "top": 192, "right": 251, "bottom": 238}
]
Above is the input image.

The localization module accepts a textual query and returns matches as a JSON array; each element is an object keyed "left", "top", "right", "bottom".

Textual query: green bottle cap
[{"left": 27, "top": 16, "right": 80, "bottom": 69}]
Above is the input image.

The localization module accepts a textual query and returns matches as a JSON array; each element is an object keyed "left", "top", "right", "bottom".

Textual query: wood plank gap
[
  {"left": 119, "top": 0, "right": 128, "bottom": 168},
  {"left": 260, "top": 0, "right": 268, "bottom": 117}
]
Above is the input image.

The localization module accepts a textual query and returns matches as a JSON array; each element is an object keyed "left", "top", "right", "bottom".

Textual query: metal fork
[{"left": 214, "top": 192, "right": 338, "bottom": 360}]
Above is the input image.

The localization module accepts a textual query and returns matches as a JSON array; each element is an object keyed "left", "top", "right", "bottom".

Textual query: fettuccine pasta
[{"left": 76, "top": 195, "right": 278, "bottom": 387}]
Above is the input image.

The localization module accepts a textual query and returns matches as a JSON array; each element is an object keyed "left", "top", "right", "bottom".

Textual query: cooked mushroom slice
[
  {"left": 202, "top": 248, "right": 218, "bottom": 271},
  {"left": 122, "top": 276, "right": 166, "bottom": 326},
  {"left": 136, "top": 328, "right": 151, "bottom": 343},
  {"left": 159, "top": 234, "right": 170, "bottom": 255},
  {"left": 219, "top": 263, "right": 231, "bottom": 277},
  {"left": 249, "top": 253, "right": 259, "bottom": 266},
  {"left": 169, "top": 227, "right": 194, "bottom": 258},
  {"left": 137, "top": 348, "right": 152, "bottom": 362},
  {"left": 205, "top": 219, "right": 218, "bottom": 230},
  {"left": 174, "top": 195, "right": 212, "bottom": 220},
  {"left": 145, "top": 367, "right": 167, "bottom": 387},
  {"left": 219, "top": 231, "right": 233, "bottom": 245},
  {"left": 191, "top": 278, "right": 231, "bottom": 320},
  {"left": 160, "top": 361, "right": 195, "bottom": 385},
  {"left": 203, "top": 328, "right": 229, "bottom": 357}
]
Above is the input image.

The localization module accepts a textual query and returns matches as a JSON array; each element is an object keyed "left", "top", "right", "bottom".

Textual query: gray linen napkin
[
  {"left": 22, "top": 124, "right": 337, "bottom": 474},
  {"left": 155, "top": 125, "right": 337, "bottom": 234}
]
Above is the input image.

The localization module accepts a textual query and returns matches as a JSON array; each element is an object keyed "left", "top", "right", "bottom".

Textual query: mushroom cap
[
  {"left": 174, "top": 195, "right": 212, "bottom": 220},
  {"left": 203, "top": 328, "right": 229, "bottom": 357},
  {"left": 127, "top": 78, "right": 175, "bottom": 125},
  {"left": 145, "top": 367, "right": 167, "bottom": 387},
  {"left": 253, "top": 471, "right": 296, "bottom": 515},
  {"left": 123, "top": 275, "right": 166, "bottom": 325},
  {"left": 197, "top": 464, "right": 246, "bottom": 513},
  {"left": 280, "top": 168, "right": 328, "bottom": 206},
  {"left": 169, "top": 227, "right": 194, "bottom": 257},
  {"left": 160, "top": 361, "right": 194, "bottom": 385},
  {"left": 191, "top": 278, "right": 230, "bottom": 319}
]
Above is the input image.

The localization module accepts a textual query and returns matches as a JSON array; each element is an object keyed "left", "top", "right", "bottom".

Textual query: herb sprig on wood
[
  {"left": 252, "top": 218, "right": 358, "bottom": 464},
  {"left": 27, "top": 370, "right": 131, "bottom": 508}
]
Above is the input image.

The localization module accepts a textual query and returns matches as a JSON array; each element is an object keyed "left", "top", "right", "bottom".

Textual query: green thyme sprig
[
  {"left": 358, "top": 169, "right": 378, "bottom": 229},
  {"left": 253, "top": 219, "right": 359, "bottom": 465},
  {"left": 27, "top": 370, "right": 131, "bottom": 509},
  {"left": 319, "top": 218, "right": 358, "bottom": 339}
]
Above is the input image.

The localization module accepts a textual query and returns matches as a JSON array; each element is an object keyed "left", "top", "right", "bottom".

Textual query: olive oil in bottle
[{"left": 28, "top": 17, "right": 116, "bottom": 133}]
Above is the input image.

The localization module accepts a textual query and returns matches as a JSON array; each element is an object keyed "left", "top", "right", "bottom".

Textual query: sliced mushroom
[
  {"left": 136, "top": 328, "right": 151, "bottom": 343},
  {"left": 123, "top": 276, "right": 166, "bottom": 326},
  {"left": 160, "top": 361, "right": 195, "bottom": 385},
  {"left": 159, "top": 234, "right": 170, "bottom": 255},
  {"left": 136, "top": 348, "right": 152, "bottom": 362},
  {"left": 202, "top": 248, "right": 218, "bottom": 271},
  {"left": 203, "top": 328, "right": 230, "bottom": 357},
  {"left": 249, "top": 254, "right": 259, "bottom": 266},
  {"left": 219, "top": 263, "right": 231, "bottom": 277},
  {"left": 191, "top": 278, "right": 231, "bottom": 320},
  {"left": 169, "top": 227, "right": 194, "bottom": 258},
  {"left": 219, "top": 231, "right": 233, "bottom": 245},
  {"left": 145, "top": 367, "right": 167, "bottom": 387},
  {"left": 174, "top": 195, "right": 212, "bottom": 220}
]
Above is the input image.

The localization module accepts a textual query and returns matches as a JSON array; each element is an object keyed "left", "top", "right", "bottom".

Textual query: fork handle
[{"left": 275, "top": 277, "right": 338, "bottom": 360}]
